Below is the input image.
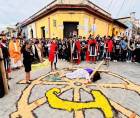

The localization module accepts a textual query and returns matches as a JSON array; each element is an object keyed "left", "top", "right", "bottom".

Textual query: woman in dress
[{"left": 21, "top": 41, "right": 33, "bottom": 84}]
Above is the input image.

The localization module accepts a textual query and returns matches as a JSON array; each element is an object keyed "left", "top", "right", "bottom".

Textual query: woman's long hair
[{"left": 21, "top": 40, "right": 30, "bottom": 53}]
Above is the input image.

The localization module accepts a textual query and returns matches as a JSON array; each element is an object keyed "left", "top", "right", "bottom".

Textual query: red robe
[
  {"left": 75, "top": 40, "right": 81, "bottom": 64},
  {"left": 86, "top": 39, "right": 97, "bottom": 62},
  {"left": 76, "top": 40, "right": 81, "bottom": 53},
  {"left": 105, "top": 39, "right": 113, "bottom": 53},
  {"left": 107, "top": 40, "right": 113, "bottom": 53},
  {"left": 49, "top": 42, "right": 57, "bottom": 62}
]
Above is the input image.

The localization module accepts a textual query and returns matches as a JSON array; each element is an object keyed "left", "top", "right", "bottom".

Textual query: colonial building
[
  {"left": 20, "top": 0, "right": 127, "bottom": 39},
  {"left": 117, "top": 13, "right": 140, "bottom": 36}
]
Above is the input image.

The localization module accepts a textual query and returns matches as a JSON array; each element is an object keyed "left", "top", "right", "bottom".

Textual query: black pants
[
  {"left": 121, "top": 50, "right": 127, "bottom": 61},
  {"left": 114, "top": 49, "right": 120, "bottom": 61},
  {"left": 58, "top": 50, "right": 62, "bottom": 59},
  {"left": 81, "top": 51, "right": 85, "bottom": 61},
  {"left": 135, "top": 48, "right": 140, "bottom": 62},
  {"left": 99, "top": 50, "right": 104, "bottom": 60}
]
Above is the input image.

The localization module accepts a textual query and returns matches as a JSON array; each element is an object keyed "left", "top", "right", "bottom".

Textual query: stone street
[{"left": 0, "top": 60, "right": 140, "bottom": 118}]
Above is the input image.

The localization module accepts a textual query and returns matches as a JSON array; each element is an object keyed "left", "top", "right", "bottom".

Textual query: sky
[{"left": 0, "top": 0, "right": 140, "bottom": 29}]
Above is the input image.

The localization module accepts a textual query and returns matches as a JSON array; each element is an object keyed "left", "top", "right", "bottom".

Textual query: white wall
[
  {"left": 22, "top": 26, "right": 28, "bottom": 39},
  {"left": 27, "top": 23, "right": 37, "bottom": 39}
]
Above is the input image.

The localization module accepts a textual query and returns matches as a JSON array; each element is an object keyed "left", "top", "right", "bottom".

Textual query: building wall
[
  {"left": 22, "top": 26, "right": 28, "bottom": 39},
  {"left": 35, "top": 11, "right": 86, "bottom": 39},
  {"left": 112, "top": 24, "right": 125, "bottom": 36},
  {"left": 27, "top": 23, "right": 37, "bottom": 39},
  {"left": 33, "top": 10, "right": 126, "bottom": 39},
  {"left": 94, "top": 18, "right": 109, "bottom": 36},
  {"left": 35, "top": 16, "right": 49, "bottom": 38}
]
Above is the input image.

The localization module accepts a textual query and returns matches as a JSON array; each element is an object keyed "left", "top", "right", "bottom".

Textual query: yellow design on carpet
[{"left": 46, "top": 88, "right": 113, "bottom": 118}]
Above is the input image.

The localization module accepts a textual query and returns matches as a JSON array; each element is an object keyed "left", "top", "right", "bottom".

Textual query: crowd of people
[
  {"left": 0, "top": 33, "right": 140, "bottom": 84},
  {"left": 29, "top": 35, "right": 140, "bottom": 65}
]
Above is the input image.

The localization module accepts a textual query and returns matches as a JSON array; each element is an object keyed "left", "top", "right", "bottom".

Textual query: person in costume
[
  {"left": 81, "top": 37, "right": 87, "bottom": 61},
  {"left": 86, "top": 37, "right": 97, "bottom": 63},
  {"left": 72, "top": 38, "right": 81, "bottom": 64},
  {"left": 104, "top": 36, "right": 113, "bottom": 63},
  {"left": 66, "top": 68, "right": 101, "bottom": 82},
  {"left": 72, "top": 39, "right": 78, "bottom": 62},
  {"left": 9, "top": 37, "right": 22, "bottom": 69},
  {"left": 21, "top": 40, "right": 33, "bottom": 84},
  {"left": 49, "top": 38, "right": 58, "bottom": 72}
]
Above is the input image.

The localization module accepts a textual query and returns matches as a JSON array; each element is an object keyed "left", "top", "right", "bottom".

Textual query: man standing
[
  {"left": 120, "top": 37, "right": 127, "bottom": 62},
  {"left": 114, "top": 38, "right": 121, "bottom": 62}
]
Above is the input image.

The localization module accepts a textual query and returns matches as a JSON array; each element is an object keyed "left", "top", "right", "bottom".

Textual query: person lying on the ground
[{"left": 65, "top": 68, "right": 101, "bottom": 82}]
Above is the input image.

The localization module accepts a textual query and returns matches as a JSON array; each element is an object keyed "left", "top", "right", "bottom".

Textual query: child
[{"left": 21, "top": 41, "right": 33, "bottom": 84}]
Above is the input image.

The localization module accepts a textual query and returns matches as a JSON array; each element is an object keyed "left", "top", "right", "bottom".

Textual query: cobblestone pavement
[{"left": 0, "top": 60, "right": 140, "bottom": 118}]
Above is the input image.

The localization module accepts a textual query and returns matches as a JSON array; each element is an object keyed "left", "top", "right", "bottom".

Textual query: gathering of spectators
[
  {"left": 0, "top": 33, "right": 140, "bottom": 94},
  {"left": 0, "top": 33, "right": 140, "bottom": 80},
  {"left": 28, "top": 35, "right": 140, "bottom": 64}
]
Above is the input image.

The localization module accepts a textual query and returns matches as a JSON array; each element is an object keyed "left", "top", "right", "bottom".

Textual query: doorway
[
  {"left": 41, "top": 26, "right": 45, "bottom": 38},
  {"left": 63, "top": 22, "right": 79, "bottom": 38},
  {"left": 30, "top": 29, "right": 33, "bottom": 38}
]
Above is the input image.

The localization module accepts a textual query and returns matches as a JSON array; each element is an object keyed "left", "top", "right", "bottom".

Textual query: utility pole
[{"left": 130, "top": 12, "right": 136, "bottom": 38}]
